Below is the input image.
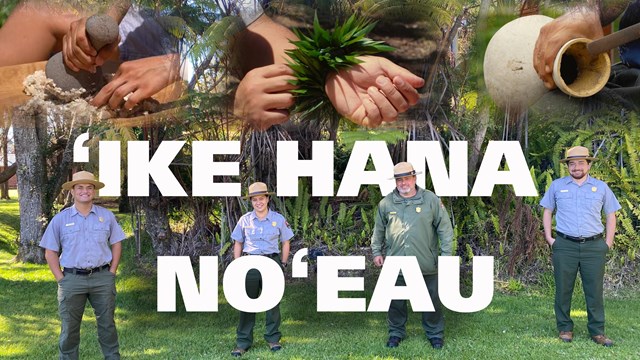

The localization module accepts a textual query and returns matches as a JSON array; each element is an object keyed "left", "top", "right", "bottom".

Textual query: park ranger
[
  {"left": 40, "top": 171, "right": 126, "bottom": 359},
  {"left": 230, "top": 182, "right": 293, "bottom": 357},
  {"left": 540, "top": 146, "right": 620, "bottom": 347},
  {"left": 371, "top": 162, "right": 454, "bottom": 350}
]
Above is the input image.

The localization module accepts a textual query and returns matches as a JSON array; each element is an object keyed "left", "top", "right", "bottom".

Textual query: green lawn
[{"left": 1, "top": 196, "right": 640, "bottom": 359}]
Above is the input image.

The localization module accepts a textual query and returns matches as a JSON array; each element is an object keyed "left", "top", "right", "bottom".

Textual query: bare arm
[
  {"left": 105, "top": 0, "right": 132, "bottom": 23},
  {"left": 44, "top": 249, "right": 64, "bottom": 282},
  {"left": 109, "top": 241, "right": 122, "bottom": 274},
  {"left": 605, "top": 212, "right": 616, "bottom": 249},
  {"left": 232, "top": 10, "right": 424, "bottom": 129},
  {"left": 233, "top": 241, "right": 243, "bottom": 259},
  {"left": 598, "top": 0, "right": 632, "bottom": 25},
  {"left": 233, "top": 14, "right": 296, "bottom": 76},
  {"left": 0, "top": 1, "right": 132, "bottom": 67},
  {"left": 281, "top": 240, "right": 290, "bottom": 264},
  {"left": 0, "top": 2, "right": 78, "bottom": 66},
  {"left": 543, "top": 208, "right": 555, "bottom": 245},
  {"left": 533, "top": 1, "right": 631, "bottom": 89}
]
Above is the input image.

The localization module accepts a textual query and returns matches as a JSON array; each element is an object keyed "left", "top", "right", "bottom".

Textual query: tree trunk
[
  {"left": 469, "top": 106, "right": 490, "bottom": 175},
  {"left": 0, "top": 115, "right": 10, "bottom": 199},
  {"left": 13, "top": 107, "right": 47, "bottom": 263},
  {"left": 142, "top": 182, "right": 172, "bottom": 255},
  {"left": 469, "top": 0, "right": 493, "bottom": 176},
  {"left": 141, "top": 126, "right": 173, "bottom": 256}
]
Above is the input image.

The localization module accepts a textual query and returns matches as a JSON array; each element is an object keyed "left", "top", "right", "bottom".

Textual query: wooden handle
[{"left": 588, "top": 22, "right": 640, "bottom": 56}]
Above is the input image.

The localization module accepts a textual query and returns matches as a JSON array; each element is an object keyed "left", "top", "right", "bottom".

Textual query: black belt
[
  {"left": 243, "top": 253, "right": 278, "bottom": 258},
  {"left": 557, "top": 231, "right": 601, "bottom": 243},
  {"left": 63, "top": 264, "right": 110, "bottom": 275}
]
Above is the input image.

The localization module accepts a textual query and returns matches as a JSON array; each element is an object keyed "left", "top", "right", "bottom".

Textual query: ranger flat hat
[
  {"left": 560, "top": 146, "right": 596, "bottom": 163},
  {"left": 62, "top": 171, "right": 105, "bottom": 190},
  {"left": 390, "top": 162, "right": 422, "bottom": 179},
  {"left": 244, "top": 182, "right": 274, "bottom": 199}
]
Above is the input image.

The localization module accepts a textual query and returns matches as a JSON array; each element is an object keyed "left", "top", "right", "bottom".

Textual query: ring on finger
[{"left": 123, "top": 92, "right": 134, "bottom": 103}]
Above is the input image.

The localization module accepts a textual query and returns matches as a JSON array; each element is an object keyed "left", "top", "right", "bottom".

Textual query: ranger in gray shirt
[
  {"left": 540, "top": 146, "right": 621, "bottom": 347},
  {"left": 40, "top": 171, "right": 126, "bottom": 360}
]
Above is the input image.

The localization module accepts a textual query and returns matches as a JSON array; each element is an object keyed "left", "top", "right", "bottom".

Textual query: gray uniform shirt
[
  {"left": 231, "top": 209, "right": 294, "bottom": 254},
  {"left": 540, "top": 175, "right": 621, "bottom": 237},
  {"left": 39, "top": 205, "right": 126, "bottom": 269}
]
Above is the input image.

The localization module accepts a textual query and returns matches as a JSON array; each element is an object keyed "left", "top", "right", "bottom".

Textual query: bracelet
[{"left": 286, "top": 13, "right": 394, "bottom": 119}]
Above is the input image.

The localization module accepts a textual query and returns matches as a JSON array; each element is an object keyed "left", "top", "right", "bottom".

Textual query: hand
[
  {"left": 373, "top": 255, "right": 384, "bottom": 267},
  {"left": 606, "top": 241, "right": 613, "bottom": 250},
  {"left": 547, "top": 237, "right": 556, "bottom": 247},
  {"left": 62, "top": 17, "right": 119, "bottom": 73},
  {"left": 325, "top": 56, "right": 424, "bottom": 127},
  {"left": 234, "top": 63, "right": 297, "bottom": 131},
  {"left": 533, "top": 8, "right": 603, "bottom": 89},
  {"left": 55, "top": 273, "right": 65, "bottom": 282},
  {"left": 91, "top": 54, "right": 180, "bottom": 110}
]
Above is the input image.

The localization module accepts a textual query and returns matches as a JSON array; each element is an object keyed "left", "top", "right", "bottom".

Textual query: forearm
[
  {"left": 106, "top": 0, "right": 131, "bottom": 23},
  {"left": 233, "top": 15, "right": 297, "bottom": 75},
  {"left": 439, "top": 237, "right": 453, "bottom": 256},
  {"left": 371, "top": 232, "right": 384, "bottom": 256},
  {"left": 233, "top": 241, "right": 243, "bottom": 259},
  {"left": 281, "top": 240, "right": 290, "bottom": 263},
  {"left": 371, "top": 210, "right": 386, "bottom": 256},
  {"left": 44, "top": 249, "right": 64, "bottom": 281},
  {"left": 597, "top": 0, "right": 631, "bottom": 25},
  {"left": 605, "top": 213, "right": 616, "bottom": 247},
  {"left": 543, "top": 208, "right": 554, "bottom": 243},
  {"left": 110, "top": 242, "right": 122, "bottom": 273}
]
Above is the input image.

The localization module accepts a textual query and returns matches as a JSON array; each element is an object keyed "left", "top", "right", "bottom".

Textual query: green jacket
[{"left": 371, "top": 187, "right": 454, "bottom": 275}]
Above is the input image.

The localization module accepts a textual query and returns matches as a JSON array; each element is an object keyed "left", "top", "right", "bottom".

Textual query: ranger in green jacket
[{"left": 372, "top": 162, "right": 454, "bottom": 350}]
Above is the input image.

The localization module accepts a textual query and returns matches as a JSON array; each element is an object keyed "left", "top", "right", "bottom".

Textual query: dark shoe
[
  {"left": 591, "top": 334, "right": 614, "bottom": 347},
  {"left": 559, "top": 331, "right": 573, "bottom": 343},
  {"left": 429, "top": 338, "right": 444, "bottom": 349},
  {"left": 386, "top": 336, "right": 402, "bottom": 348},
  {"left": 231, "top": 347, "right": 247, "bottom": 357},
  {"left": 269, "top": 342, "right": 282, "bottom": 352}
]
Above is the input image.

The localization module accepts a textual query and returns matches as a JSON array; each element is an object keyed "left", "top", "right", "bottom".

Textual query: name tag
[
  {"left": 560, "top": 190, "right": 569, "bottom": 193},
  {"left": 65, "top": 222, "right": 75, "bottom": 227},
  {"left": 389, "top": 211, "right": 397, "bottom": 215}
]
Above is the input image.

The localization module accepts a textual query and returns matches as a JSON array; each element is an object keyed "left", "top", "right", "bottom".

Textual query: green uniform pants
[
  {"left": 57, "top": 270, "right": 119, "bottom": 360},
  {"left": 236, "top": 254, "right": 282, "bottom": 350},
  {"left": 552, "top": 234, "right": 609, "bottom": 336},
  {"left": 387, "top": 274, "right": 444, "bottom": 340}
]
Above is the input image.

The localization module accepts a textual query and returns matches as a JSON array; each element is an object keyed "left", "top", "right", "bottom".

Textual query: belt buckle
[
  {"left": 87, "top": 267, "right": 95, "bottom": 275},
  {"left": 578, "top": 237, "right": 586, "bottom": 244}
]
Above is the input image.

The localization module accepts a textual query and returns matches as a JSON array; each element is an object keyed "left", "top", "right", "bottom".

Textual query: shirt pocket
[
  {"left": 61, "top": 226, "right": 79, "bottom": 242},
  {"left": 93, "top": 223, "right": 110, "bottom": 244},
  {"left": 262, "top": 226, "right": 280, "bottom": 243},
  {"left": 585, "top": 192, "right": 604, "bottom": 213},
  {"left": 555, "top": 191, "right": 573, "bottom": 212}
]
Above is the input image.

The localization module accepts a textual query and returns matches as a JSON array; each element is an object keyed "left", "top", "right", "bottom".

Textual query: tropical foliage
[{"left": 3, "top": 0, "right": 639, "bottom": 290}]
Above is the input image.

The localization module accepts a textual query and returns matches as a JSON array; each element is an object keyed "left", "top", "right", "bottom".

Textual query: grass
[{"left": 2, "top": 195, "right": 640, "bottom": 359}]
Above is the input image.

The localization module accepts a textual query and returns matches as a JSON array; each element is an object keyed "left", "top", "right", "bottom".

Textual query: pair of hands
[
  {"left": 533, "top": 8, "right": 603, "bottom": 89},
  {"left": 62, "top": 17, "right": 179, "bottom": 110},
  {"left": 234, "top": 55, "right": 425, "bottom": 130},
  {"left": 66, "top": 16, "right": 424, "bottom": 126}
]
